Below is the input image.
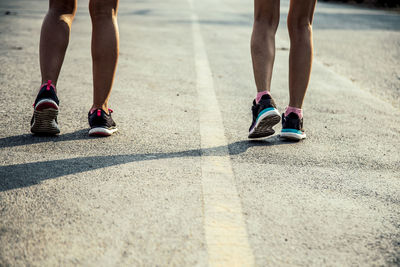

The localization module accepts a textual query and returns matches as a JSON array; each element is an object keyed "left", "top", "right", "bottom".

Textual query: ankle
[
  {"left": 285, "top": 106, "right": 303, "bottom": 119},
  {"left": 255, "top": 91, "right": 271, "bottom": 104},
  {"left": 40, "top": 80, "right": 56, "bottom": 92},
  {"left": 91, "top": 105, "right": 109, "bottom": 114}
]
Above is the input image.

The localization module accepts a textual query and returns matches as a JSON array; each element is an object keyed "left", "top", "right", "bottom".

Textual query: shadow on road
[
  {"left": 0, "top": 129, "right": 91, "bottom": 149},
  {"left": 0, "top": 134, "right": 294, "bottom": 192}
]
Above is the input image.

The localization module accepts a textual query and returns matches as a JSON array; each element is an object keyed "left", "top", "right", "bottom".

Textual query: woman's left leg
[
  {"left": 89, "top": 0, "right": 119, "bottom": 113},
  {"left": 248, "top": 0, "right": 282, "bottom": 139}
]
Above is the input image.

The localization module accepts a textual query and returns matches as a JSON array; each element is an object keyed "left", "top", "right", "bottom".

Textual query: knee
[
  {"left": 287, "top": 15, "right": 312, "bottom": 39},
  {"left": 49, "top": 0, "right": 77, "bottom": 16},
  {"left": 89, "top": 0, "right": 118, "bottom": 20},
  {"left": 48, "top": 0, "right": 76, "bottom": 25}
]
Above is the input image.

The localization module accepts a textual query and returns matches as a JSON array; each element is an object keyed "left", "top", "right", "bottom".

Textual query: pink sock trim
[
  {"left": 255, "top": 91, "right": 271, "bottom": 104},
  {"left": 285, "top": 106, "right": 303, "bottom": 119}
]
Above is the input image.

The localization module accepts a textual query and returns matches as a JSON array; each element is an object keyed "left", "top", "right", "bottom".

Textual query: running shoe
[
  {"left": 88, "top": 108, "right": 117, "bottom": 136},
  {"left": 248, "top": 94, "right": 281, "bottom": 138},
  {"left": 30, "top": 80, "right": 60, "bottom": 134},
  {"left": 280, "top": 112, "right": 306, "bottom": 140}
]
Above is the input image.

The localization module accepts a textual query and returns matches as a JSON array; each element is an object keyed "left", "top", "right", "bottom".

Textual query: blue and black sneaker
[
  {"left": 88, "top": 108, "right": 118, "bottom": 137},
  {"left": 248, "top": 94, "right": 281, "bottom": 139},
  {"left": 30, "top": 80, "right": 60, "bottom": 135},
  {"left": 280, "top": 112, "right": 306, "bottom": 140}
]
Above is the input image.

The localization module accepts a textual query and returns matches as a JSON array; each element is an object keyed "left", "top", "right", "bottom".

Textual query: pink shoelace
[
  {"left": 33, "top": 80, "right": 55, "bottom": 107},
  {"left": 40, "top": 80, "right": 55, "bottom": 92},
  {"left": 90, "top": 108, "right": 113, "bottom": 115}
]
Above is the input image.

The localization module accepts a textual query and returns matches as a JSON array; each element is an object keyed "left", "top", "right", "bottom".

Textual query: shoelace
[
  {"left": 33, "top": 80, "right": 55, "bottom": 107},
  {"left": 91, "top": 108, "right": 114, "bottom": 116},
  {"left": 46, "top": 80, "right": 52, "bottom": 91},
  {"left": 40, "top": 80, "right": 55, "bottom": 92}
]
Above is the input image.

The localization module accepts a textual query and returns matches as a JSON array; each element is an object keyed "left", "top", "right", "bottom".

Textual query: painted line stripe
[{"left": 188, "top": 0, "right": 255, "bottom": 266}]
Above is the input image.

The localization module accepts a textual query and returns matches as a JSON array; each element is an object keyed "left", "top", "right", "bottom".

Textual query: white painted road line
[{"left": 188, "top": 0, "right": 255, "bottom": 266}]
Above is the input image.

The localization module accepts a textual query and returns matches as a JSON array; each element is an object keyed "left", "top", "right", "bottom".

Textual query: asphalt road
[{"left": 0, "top": 0, "right": 399, "bottom": 266}]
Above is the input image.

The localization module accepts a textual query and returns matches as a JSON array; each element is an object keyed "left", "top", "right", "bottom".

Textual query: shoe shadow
[
  {"left": 0, "top": 134, "right": 295, "bottom": 192},
  {"left": 0, "top": 129, "right": 91, "bottom": 149},
  {"left": 229, "top": 135, "right": 298, "bottom": 155}
]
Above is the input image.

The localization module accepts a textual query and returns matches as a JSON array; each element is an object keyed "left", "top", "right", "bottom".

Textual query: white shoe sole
[
  {"left": 31, "top": 99, "right": 60, "bottom": 135},
  {"left": 248, "top": 109, "right": 281, "bottom": 139},
  {"left": 89, "top": 127, "right": 118, "bottom": 137},
  {"left": 280, "top": 131, "right": 306, "bottom": 141}
]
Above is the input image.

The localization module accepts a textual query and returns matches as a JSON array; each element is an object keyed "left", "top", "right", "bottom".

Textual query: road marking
[{"left": 188, "top": 0, "right": 255, "bottom": 266}]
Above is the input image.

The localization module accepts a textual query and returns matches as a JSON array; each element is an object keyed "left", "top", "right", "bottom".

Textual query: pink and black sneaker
[
  {"left": 88, "top": 108, "right": 117, "bottom": 137},
  {"left": 30, "top": 80, "right": 60, "bottom": 134}
]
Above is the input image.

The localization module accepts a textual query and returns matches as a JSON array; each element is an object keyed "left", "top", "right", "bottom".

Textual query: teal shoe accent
[
  {"left": 256, "top": 107, "right": 276, "bottom": 121},
  {"left": 281, "top": 128, "right": 303, "bottom": 134}
]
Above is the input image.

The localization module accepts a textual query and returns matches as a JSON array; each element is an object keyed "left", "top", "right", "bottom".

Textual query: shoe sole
[
  {"left": 280, "top": 131, "right": 306, "bottom": 141},
  {"left": 31, "top": 99, "right": 60, "bottom": 135},
  {"left": 248, "top": 109, "right": 281, "bottom": 139},
  {"left": 89, "top": 127, "right": 118, "bottom": 137}
]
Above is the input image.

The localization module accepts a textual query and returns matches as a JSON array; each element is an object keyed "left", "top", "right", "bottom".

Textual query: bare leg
[
  {"left": 251, "top": 0, "right": 280, "bottom": 93},
  {"left": 89, "top": 0, "right": 119, "bottom": 113},
  {"left": 40, "top": 0, "right": 77, "bottom": 85},
  {"left": 287, "top": 0, "right": 317, "bottom": 108}
]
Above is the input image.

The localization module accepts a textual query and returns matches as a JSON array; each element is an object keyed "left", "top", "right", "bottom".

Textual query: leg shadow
[
  {"left": 1, "top": 136, "right": 296, "bottom": 192},
  {"left": 0, "top": 129, "right": 90, "bottom": 149}
]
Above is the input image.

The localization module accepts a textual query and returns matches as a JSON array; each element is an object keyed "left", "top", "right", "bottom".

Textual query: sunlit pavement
[{"left": 0, "top": 0, "right": 399, "bottom": 265}]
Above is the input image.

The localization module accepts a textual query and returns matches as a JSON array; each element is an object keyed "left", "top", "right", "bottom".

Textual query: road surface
[{"left": 0, "top": 0, "right": 399, "bottom": 266}]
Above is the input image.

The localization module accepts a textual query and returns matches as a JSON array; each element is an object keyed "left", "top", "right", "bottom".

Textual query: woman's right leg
[
  {"left": 287, "top": 0, "right": 316, "bottom": 109},
  {"left": 248, "top": 0, "right": 281, "bottom": 139},
  {"left": 40, "top": 0, "right": 77, "bottom": 85},
  {"left": 87, "top": 0, "right": 119, "bottom": 137},
  {"left": 280, "top": 0, "right": 316, "bottom": 141}
]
